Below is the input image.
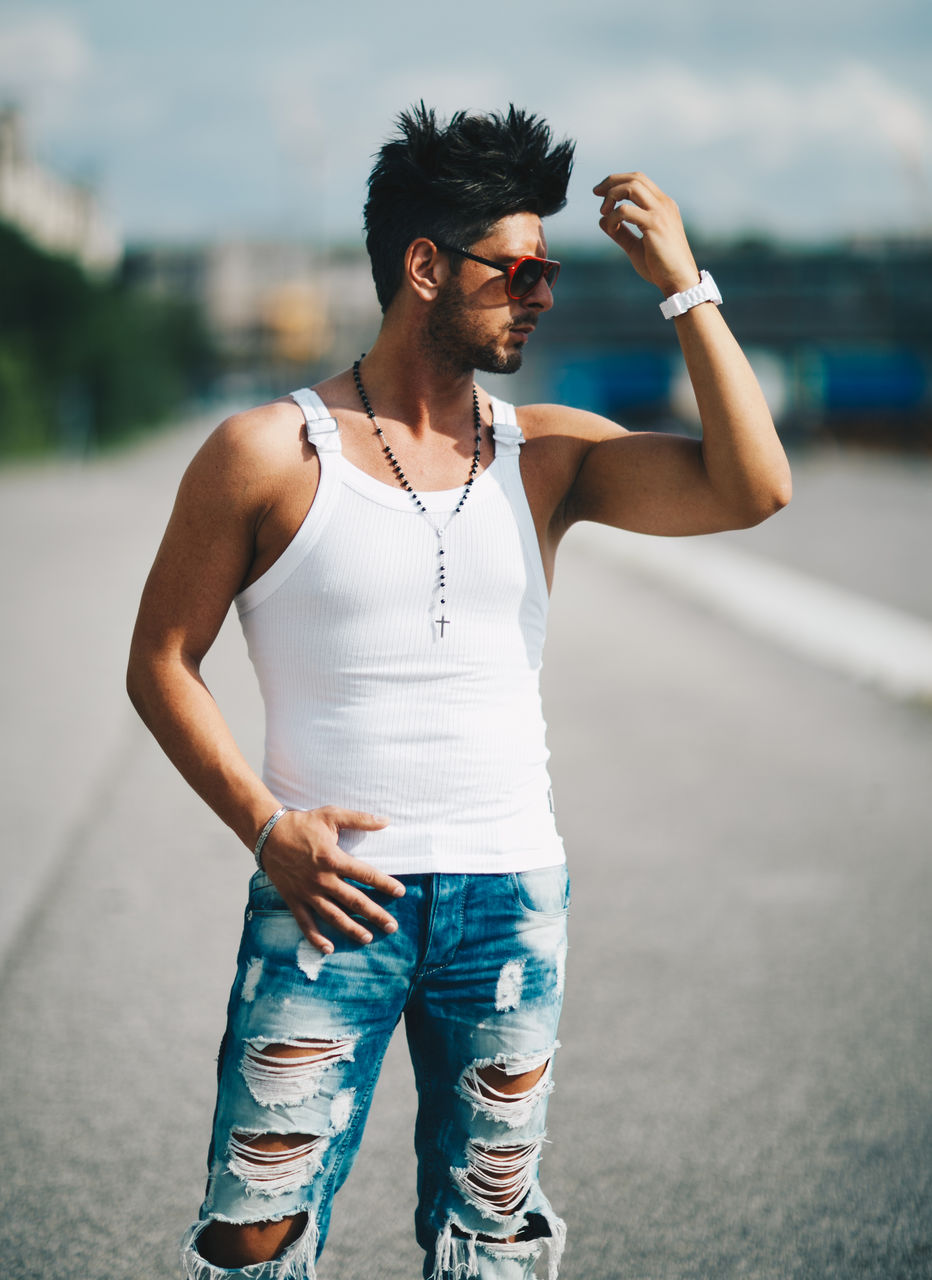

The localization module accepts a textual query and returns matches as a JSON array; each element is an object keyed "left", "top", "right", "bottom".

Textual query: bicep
[{"left": 566, "top": 429, "right": 734, "bottom": 536}]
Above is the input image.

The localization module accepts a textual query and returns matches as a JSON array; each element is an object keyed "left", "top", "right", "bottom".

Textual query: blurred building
[
  {"left": 0, "top": 105, "right": 121, "bottom": 275},
  {"left": 126, "top": 233, "right": 932, "bottom": 445},
  {"left": 539, "top": 238, "right": 932, "bottom": 445},
  {"left": 124, "top": 240, "right": 378, "bottom": 389}
]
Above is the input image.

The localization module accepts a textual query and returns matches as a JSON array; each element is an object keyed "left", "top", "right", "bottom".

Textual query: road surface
[{"left": 1, "top": 419, "right": 930, "bottom": 1279}]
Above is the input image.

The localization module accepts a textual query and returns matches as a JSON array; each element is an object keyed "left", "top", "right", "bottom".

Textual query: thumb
[{"left": 324, "top": 807, "right": 390, "bottom": 832}]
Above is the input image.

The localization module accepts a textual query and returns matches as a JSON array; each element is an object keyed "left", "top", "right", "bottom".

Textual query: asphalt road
[{"left": 1, "top": 420, "right": 930, "bottom": 1279}]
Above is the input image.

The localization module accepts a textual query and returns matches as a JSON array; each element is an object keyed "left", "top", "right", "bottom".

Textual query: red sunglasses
[{"left": 436, "top": 242, "right": 561, "bottom": 300}]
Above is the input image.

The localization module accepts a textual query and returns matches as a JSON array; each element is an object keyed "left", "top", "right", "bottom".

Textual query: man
[{"left": 127, "top": 105, "right": 790, "bottom": 1280}]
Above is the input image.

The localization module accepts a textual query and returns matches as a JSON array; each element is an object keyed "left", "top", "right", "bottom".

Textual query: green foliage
[{"left": 0, "top": 222, "right": 214, "bottom": 457}]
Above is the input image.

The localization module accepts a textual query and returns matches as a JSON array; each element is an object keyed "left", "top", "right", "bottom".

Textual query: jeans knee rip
[
  {"left": 458, "top": 1049, "right": 555, "bottom": 1129},
  {"left": 240, "top": 1036, "right": 357, "bottom": 1107},
  {"left": 454, "top": 1138, "right": 542, "bottom": 1219},
  {"left": 228, "top": 1132, "right": 325, "bottom": 1197},
  {"left": 180, "top": 1213, "right": 318, "bottom": 1280}
]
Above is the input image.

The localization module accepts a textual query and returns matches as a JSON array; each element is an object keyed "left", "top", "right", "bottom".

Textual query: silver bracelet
[{"left": 253, "top": 806, "right": 290, "bottom": 870}]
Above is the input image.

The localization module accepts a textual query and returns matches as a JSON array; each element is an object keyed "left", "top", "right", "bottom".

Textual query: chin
[{"left": 473, "top": 344, "right": 523, "bottom": 376}]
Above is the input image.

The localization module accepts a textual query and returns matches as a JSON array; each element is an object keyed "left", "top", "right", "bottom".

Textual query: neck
[{"left": 356, "top": 325, "right": 476, "bottom": 439}]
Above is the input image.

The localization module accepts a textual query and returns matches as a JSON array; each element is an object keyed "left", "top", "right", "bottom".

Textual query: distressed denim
[{"left": 181, "top": 865, "right": 570, "bottom": 1280}]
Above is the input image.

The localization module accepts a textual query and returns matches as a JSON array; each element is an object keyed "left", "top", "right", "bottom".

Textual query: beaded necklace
[{"left": 352, "top": 357, "right": 482, "bottom": 639}]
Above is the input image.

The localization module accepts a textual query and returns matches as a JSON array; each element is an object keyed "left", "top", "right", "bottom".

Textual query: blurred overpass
[{"left": 125, "top": 235, "right": 932, "bottom": 446}]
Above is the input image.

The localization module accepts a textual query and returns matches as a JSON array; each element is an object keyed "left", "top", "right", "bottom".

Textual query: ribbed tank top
[{"left": 234, "top": 387, "right": 564, "bottom": 875}]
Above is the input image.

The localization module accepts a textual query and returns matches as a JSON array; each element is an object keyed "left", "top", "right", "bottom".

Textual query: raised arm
[
  {"left": 126, "top": 408, "right": 403, "bottom": 952},
  {"left": 561, "top": 172, "right": 791, "bottom": 536}
]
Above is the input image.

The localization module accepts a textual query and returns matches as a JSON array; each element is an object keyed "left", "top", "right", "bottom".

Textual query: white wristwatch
[{"left": 659, "top": 270, "right": 722, "bottom": 319}]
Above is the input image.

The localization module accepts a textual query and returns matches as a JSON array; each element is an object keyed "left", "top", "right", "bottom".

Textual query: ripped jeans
[{"left": 182, "top": 865, "right": 570, "bottom": 1280}]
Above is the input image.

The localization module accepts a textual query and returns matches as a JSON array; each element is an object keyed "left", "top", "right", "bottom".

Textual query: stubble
[{"left": 423, "top": 279, "right": 532, "bottom": 377}]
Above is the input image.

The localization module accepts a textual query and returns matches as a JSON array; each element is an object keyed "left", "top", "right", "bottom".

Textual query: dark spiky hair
[{"left": 364, "top": 104, "right": 575, "bottom": 312}]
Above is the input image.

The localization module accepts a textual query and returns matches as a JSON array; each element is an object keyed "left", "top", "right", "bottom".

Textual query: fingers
[
  {"left": 594, "top": 171, "right": 660, "bottom": 195},
  {"left": 315, "top": 807, "right": 405, "bottom": 898},
  {"left": 592, "top": 171, "right": 698, "bottom": 293},
  {"left": 309, "top": 885, "right": 380, "bottom": 948},
  {"left": 322, "top": 849, "right": 405, "bottom": 921},
  {"left": 594, "top": 173, "right": 669, "bottom": 235},
  {"left": 593, "top": 171, "right": 663, "bottom": 216},
  {"left": 331, "top": 852, "right": 406, "bottom": 900},
  {"left": 291, "top": 904, "right": 337, "bottom": 955},
  {"left": 599, "top": 216, "right": 643, "bottom": 256},
  {"left": 262, "top": 804, "right": 406, "bottom": 954},
  {"left": 285, "top": 869, "right": 396, "bottom": 953},
  {"left": 295, "top": 870, "right": 399, "bottom": 952}
]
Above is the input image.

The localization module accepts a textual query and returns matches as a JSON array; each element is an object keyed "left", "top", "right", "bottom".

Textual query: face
[{"left": 423, "top": 212, "right": 555, "bottom": 376}]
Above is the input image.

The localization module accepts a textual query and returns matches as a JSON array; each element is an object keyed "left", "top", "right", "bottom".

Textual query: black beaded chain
[{"left": 352, "top": 357, "right": 482, "bottom": 637}]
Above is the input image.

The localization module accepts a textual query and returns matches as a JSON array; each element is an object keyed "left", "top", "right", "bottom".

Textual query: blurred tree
[{"left": 0, "top": 222, "right": 215, "bottom": 457}]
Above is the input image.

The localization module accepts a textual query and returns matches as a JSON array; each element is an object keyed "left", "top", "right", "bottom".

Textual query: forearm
[
  {"left": 591, "top": 171, "right": 790, "bottom": 527},
  {"left": 675, "top": 301, "right": 792, "bottom": 524},
  {"left": 127, "top": 650, "right": 276, "bottom": 851}
]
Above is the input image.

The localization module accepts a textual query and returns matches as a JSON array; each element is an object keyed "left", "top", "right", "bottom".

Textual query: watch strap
[{"left": 659, "top": 270, "right": 722, "bottom": 319}]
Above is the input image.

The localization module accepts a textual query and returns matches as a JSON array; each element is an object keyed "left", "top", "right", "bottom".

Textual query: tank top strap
[
  {"left": 488, "top": 396, "right": 525, "bottom": 458},
  {"left": 289, "top": 387, "right": 343, "bottom": 453}
]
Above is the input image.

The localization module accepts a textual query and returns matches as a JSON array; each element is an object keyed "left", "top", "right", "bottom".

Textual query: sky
[{"left": 1, "top": 0, "right": 930, "bottom": 249}]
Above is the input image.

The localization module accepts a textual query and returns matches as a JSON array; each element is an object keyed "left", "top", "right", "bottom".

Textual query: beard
[{"left": 423, "top": 278, "right": 532, "bottom": 376}]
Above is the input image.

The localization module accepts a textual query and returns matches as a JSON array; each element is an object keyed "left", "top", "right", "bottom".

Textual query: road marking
[{"left": 572, "top": 523, "right": 932, "bottom": 705}]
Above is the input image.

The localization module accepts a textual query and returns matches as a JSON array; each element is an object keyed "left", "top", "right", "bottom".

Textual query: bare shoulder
[
  {"left": 162, "top": 394, "right": 317, "bottom": 591},
  {"left": 499, "top": 402, "right": 629, "bottom": 553},
  {"left": 185, "top": 396, "right": 308, "bottom": 502},
  {"left": 517, "top": 401, "right": 627, "bottom": 437},
  {"left": 517, "top": 401, "right": 629, "bottom": 446},
  {"left": 515, "top": 401, "right": 629, "bottom": 511}
]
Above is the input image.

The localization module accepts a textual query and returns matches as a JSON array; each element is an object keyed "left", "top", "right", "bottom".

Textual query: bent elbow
[
  {"left": 126, "top": 635, "right": 166, "bottom": 726},
  {"left": 760, "top": 481, "right": 792, "bottom": 524},
  {"left": 768, "top": 469, "right": 793, "bottom": 517},
  {"left": 741, "top": 467, "right": 792, "bottom": 528},
  {"left": 125, "top": 651, "right": 150, "bottom": 722},
  {"left": 772, "top": 458, "right": 793, "bottom": 510}
]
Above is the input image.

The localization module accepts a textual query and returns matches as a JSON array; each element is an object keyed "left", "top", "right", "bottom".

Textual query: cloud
[
  {"left": 550, "top": 60, "right": 932, "bottom": 238},
  {"left": 0, "top": 11, "right": 91, "bottom": 122},
  {"left": 560, "top": 59, "right": 927, "bottom": 161},
  {"left": 2, "top": 4, "right": 927, "bottom": 243}
]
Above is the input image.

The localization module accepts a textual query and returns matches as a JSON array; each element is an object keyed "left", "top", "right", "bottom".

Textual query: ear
[{"left": 405, "top": 238, "right": 449, "bottom": 302}]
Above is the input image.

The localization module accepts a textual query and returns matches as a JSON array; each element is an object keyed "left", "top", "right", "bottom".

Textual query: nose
[{"left": 524, "top": 275, "right": 555, "bottom": 313}]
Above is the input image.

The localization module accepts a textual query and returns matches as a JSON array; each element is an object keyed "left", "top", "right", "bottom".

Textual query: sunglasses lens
[
  {"left": 509, "top": 259, "right": 559, "bottom": 298},
  {"left": 509, "top": 259, "right": 543, "bottom": 298}
]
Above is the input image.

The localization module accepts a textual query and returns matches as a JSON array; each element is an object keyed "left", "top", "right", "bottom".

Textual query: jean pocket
[
  {"left": 247, "top": 869, "right": 290, "bottom": 915},
  {"left": 510, "top": 864, "right": 571, "bottom": 916}
]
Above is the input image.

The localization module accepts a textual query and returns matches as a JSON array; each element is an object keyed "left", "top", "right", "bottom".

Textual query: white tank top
[{"left": 235, "top": 387, "right": 564, "bottom": 875}]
